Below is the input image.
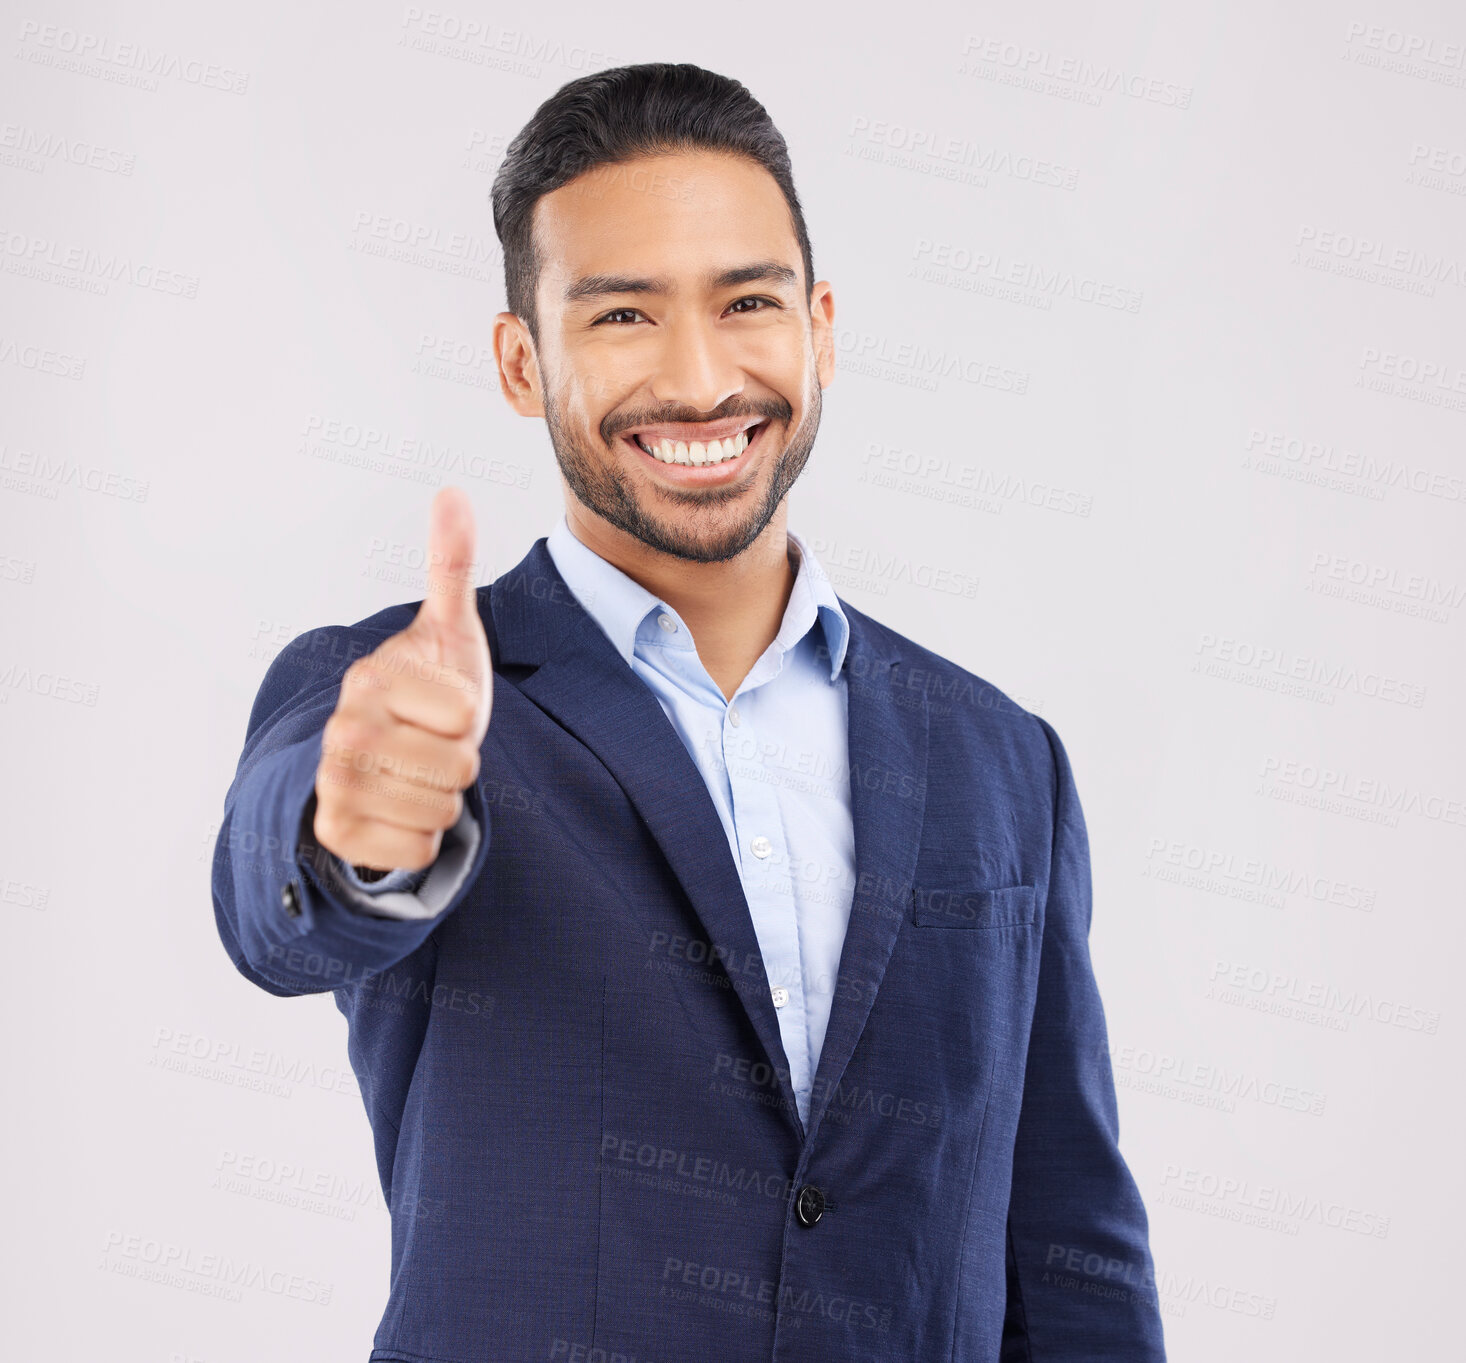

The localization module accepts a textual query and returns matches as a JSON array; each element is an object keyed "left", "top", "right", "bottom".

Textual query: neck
[{"left": 563, "top": 501, "right": 796, "bottom": 701}]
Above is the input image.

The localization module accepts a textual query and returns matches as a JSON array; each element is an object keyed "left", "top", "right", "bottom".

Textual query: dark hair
[{"left": 490, "top": 62, "right": 815, "bottom": 345}]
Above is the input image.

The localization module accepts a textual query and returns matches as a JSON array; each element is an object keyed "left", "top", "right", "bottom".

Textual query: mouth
[{"left": 619, "top": 417, "right": 771, "bottom": 481}]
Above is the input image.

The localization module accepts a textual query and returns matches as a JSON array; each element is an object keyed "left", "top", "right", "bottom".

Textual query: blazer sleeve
[
  {"left": 999, "top": 715, "right": 1167, "bottom": 1361},
  {"left": 210, "top": 623, "right": 493, "bottom": 998}
]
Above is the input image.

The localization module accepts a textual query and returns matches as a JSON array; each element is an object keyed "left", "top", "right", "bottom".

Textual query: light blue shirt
[{"left": 327, "top": 513, "right": 857, "bottom": 1132}]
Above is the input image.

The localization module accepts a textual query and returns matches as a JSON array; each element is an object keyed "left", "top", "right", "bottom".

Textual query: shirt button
[
  {"left": 656, "top": 612, "right": 677, "bottom": 632},
  {"left": 771, "top": 986, "right": 789, "bottom": 1008},
  {"left": 728, "top": 704, "right": 741, "bottom": 727},
  {"left": 750, "top": 835, "right": 772, "bottom": 859},
  {"left": 281, "top": 880, "right": 302, "bottom": 918}
]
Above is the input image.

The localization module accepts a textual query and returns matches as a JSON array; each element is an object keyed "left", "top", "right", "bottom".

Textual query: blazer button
[
  {"left": 280, "top": 879, "right": 302, "bottom": 918},
  {"left": 795, "top": 1184, "right": 826, "bottom": 1227}
]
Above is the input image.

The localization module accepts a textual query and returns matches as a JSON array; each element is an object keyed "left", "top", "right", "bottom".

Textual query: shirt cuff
[
  {"left": 308, "top": 805, "right": 482, "bottom": 922},
  {"left": 338, "top": 862, "right": 431, "bottom": 895}
]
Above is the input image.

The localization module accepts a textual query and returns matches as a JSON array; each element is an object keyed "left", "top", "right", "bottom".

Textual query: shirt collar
[
  {"left": 781, "top": 526, "right": 850, "bottom": 680},
  {"left": 545, "top": 512, "right": 850, "bottom": 681}
]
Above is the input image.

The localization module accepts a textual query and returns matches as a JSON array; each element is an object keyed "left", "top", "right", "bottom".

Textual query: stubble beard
[{"left": 542, "top": 376, "right": 822, "bottom": 565}]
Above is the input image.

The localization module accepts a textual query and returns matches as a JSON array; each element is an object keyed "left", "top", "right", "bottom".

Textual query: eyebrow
[{"left": 563, "top": 260, "right": 800, "bottom": 305}]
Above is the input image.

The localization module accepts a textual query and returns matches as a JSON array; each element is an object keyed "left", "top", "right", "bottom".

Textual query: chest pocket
[{"left": 912, "top": 882, "right": 1036, "bottom": 929}]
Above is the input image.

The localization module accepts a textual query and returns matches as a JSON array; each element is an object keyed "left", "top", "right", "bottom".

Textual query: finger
[
  {"left": 339, "top": 651, "right": 483, "bottom": 738},
  {"left": 318, "top": 764, "right": 465, "bottom": 833},
  {"left": 320, "top": 716, "right": 480, "bottom": 793},
  {"left": 314, "top": 811, "right": 444, "bottom": 874},
  {"left": 415, "top": 486, "right": 483, "bottom": 650}
]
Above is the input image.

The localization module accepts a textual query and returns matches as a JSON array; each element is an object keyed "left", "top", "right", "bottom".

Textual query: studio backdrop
[{"left": 1, "top": 1, "right": 1460, "bottom": 1358}]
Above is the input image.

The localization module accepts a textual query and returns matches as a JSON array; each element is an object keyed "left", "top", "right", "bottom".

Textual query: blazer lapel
[
  {"left": 488, "top": 540, "right": 802, "bottom": 1134},
  {"left": 485, "top": 540, "right": 929, "bottom": 1148},
  {"left": 802, "top": 612, "right": 929, "bottom": 1141}
]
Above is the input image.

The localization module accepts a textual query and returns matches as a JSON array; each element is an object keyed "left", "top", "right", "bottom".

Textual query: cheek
[
  {"left": 734, "top": 359, "right": 808, "bottom": 422},
  {"left": 741, "top": 326, "right": 805, "bottom": 371},
  {"left": 557, "top": 335, "right": 640, "bottom": 397},
  {"left": 553, "top": 371, "right": 624, "bottom": 433}
]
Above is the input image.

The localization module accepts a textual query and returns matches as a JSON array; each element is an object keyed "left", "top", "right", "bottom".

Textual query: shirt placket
[{"left": 719, "top": 681, "right": 812, "bottom": 1126}]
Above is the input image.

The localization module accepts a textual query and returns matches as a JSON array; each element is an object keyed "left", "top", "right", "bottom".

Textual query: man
[{"left": 214, "top": 62, "right": 1166, "bottom": 1361}]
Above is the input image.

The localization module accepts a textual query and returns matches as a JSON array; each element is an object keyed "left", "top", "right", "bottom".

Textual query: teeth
[{"left": 635, "top": 425, "right": 756, "bottom": 467}]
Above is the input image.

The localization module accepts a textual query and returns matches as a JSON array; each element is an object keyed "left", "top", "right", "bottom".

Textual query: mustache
[{"left": 603, "top": 397, "right": 792, "bottom": 443}]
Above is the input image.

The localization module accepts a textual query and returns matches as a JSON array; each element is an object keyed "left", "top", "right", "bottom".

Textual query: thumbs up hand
[{"left": 312, "top": 487, "right": 493, "bottom": 872}]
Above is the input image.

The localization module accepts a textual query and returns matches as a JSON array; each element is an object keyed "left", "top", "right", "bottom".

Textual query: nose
[{"left": 647, "top": 313, "right": 743, "bottom": 414}]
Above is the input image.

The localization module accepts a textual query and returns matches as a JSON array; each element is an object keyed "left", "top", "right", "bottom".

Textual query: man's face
[{"left": 500, "top": 149, "right": 834, "bottom": 564}]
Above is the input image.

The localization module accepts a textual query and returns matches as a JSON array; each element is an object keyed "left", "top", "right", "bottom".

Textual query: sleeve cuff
[{"left": 303, "top": 803, "right": 482, "bottom": 922}]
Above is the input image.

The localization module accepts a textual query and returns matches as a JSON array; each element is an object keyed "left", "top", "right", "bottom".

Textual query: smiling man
[{"left": 213, "top": 63, "right": 1166, "bottom": 1362}]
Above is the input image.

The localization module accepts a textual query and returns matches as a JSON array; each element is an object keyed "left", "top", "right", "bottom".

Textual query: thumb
[{"left": 412, "top": 486, "right": 487, "bottom": 671}]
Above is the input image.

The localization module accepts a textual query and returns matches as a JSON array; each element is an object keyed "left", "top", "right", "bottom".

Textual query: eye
[
  {"left": 726, "top": 296, "right": 779, "bottom": 315},
  {"left": 592, "top": 307, "right": 645, "bottom": 326},
  {"left": 590, "top": 296, "right": 781, "bottom": 327}
]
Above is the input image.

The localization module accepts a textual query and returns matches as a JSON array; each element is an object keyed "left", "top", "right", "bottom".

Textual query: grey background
[{"left": 2, "top": 0, "right": 1461, "bottom": 1357}]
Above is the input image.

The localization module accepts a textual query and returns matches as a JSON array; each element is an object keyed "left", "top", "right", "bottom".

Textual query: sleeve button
[{"left": 281, "top": 880, "right": 302, "bottom": 918}]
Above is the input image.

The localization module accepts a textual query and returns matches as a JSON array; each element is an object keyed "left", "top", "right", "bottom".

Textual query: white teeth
[{"left": 637, "top": 424, "right": 757, "bottom": 466}]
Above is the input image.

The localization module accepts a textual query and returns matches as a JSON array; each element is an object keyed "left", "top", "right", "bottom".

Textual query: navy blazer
[{"left": 212, "top": 537, "right": 1166, "bottom": 1362}]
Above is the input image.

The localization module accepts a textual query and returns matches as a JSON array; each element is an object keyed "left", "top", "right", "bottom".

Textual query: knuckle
[
  {"left": 407, "top": 829, "right": 440, "bottom": 868},
  {"left": 339, "top": 662, "right": 383, "bottom": 712},
  {"left": 415, "top": 785, "right": 451, "bottom": 824},
  {"left": 339, "top": 715, "right": 376, "bottom": 752},
  {"left": 361, "top": 651, "right": 403, "bottom": 693},
  {"left": 312, "top": 804, "right": 348, "bottom": 855},
  {"left": 451, "top": 687, "right": 479, "bottom": 732},
  {"left": 323, "top": 715, "right": 375, "bottom": 765}
]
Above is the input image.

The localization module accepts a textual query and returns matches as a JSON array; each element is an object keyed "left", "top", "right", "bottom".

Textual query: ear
[
  {"left": 809, "top": 281, "right": 836, "bottom": 390},
  {"left": 493, "top": 312, "right": 545, "bottom": 417}
]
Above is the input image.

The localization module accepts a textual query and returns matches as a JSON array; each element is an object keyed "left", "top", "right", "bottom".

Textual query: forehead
[{"left": 532, "top": 149, "right": 802, "bottom": 306}]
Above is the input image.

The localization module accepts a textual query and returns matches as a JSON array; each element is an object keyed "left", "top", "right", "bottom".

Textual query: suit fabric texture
[{"left": 212, "top": 535, "right": 1167, "bottom": 1362}]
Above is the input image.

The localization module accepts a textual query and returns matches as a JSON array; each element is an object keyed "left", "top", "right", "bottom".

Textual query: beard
[{"left": 541, "top": 375, "right": 822, "bottom": 564}]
